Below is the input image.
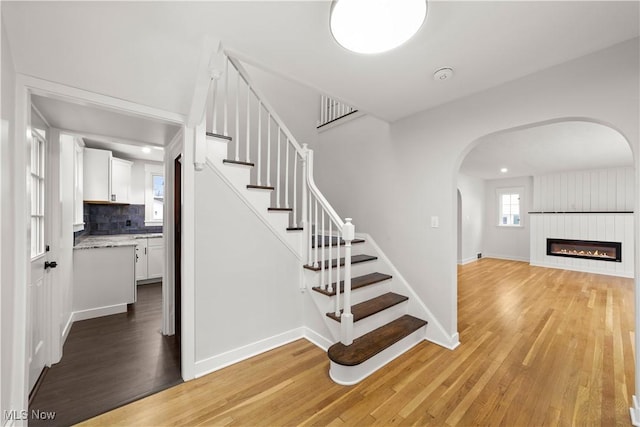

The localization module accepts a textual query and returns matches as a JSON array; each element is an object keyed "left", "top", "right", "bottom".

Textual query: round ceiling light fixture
[
  {"left": 330, "top": 0, "right": 428, "bottom": 54},
  {"left": 500, "top": 167, "right": 508, "bottom": 173}
]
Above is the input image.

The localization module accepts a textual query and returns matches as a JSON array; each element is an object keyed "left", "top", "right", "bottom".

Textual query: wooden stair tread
[
  {"left": 304, "top": 254, "right": 377, "bottom": 272},
  {"left": 247, "top": 184, "right": 275, "bottom": 190},
  {"left": 327, "top": 292, "right": 408, "bottom": 322},
  {"left": 311, "top": 235, "right": 365, "bottom": 248},
  {"left": 287, "top": 227, "right": 303, "bottom": 231},
  {"left": 223, "top": 159, "right": 254, "bottom": 167},
  {"left": 268, "top": 207, "right": 293, "bottom": 212},
  {"left": 206, "top": 132, "right": 232, "bottom": 141},
  {"left": 328, "top": 315, "right": 427, "bottom": 366},
  {"left": 312, "top": 272, "right": 391, "bottom": 296}
]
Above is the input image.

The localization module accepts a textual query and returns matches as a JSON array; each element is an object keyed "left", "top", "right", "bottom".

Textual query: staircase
[{"left": 198, "top": 51, "right": 429, "bottom": 385}]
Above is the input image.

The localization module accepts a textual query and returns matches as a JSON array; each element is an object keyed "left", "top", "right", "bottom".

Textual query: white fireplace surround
[{"left": 530, "top": 213, "right": 633, "bottom": 278}]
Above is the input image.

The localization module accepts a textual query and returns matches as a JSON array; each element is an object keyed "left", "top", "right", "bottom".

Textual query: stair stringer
[
  {"left": 357, "top": 232, "right": 460, "bottom": 350},
  {"left": 203, "top": 136, "right": 303, "bottom": 260}
]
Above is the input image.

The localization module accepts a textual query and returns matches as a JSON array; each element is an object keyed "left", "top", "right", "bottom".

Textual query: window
[
  {"left": 497, "top": 187, "right": 523, "bottom": 227},
  {"left": 152, "top": 174, "right": 164, "bottom": 221},
  {"left": 145, "top": 163, "right": 164, "bottom": 225},
  {"left": 31, "top": 129, "right": 46, "bottom": 257}
]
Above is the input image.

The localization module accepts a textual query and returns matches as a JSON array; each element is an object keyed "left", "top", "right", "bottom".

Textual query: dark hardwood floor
[{"left": 29, "top": 282, "right": 182, "bottom": 426}]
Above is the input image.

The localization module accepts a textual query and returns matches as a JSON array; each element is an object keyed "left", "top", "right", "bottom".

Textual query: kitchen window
[{"left": 145, "top": 163, "right": 164, "bottom": 226}]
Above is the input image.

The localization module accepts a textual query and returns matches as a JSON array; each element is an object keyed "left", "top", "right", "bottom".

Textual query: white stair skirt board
[
  {"left": 358, "top": 233, "right": 460, "bottom": 350},
  {"left": 71, "top": 303, "right": 127, "bottom": 322},
  {"left": 631, "top": 395, "right": 640, "bottom": 426},
  {"left": 204, "top": 158, "right": 301, "bottom": 259},
  {"left": 329, "top": 325, "right": 426, "bottom": 386},
  {"left": 195, "top": 328, "right": 305, "bottom": 378},
  {"left": 303, "top": 327, "right": 334, "bottom": 351}
]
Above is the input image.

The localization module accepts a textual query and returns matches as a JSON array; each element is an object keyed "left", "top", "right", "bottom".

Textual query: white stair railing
[
  {"left": 318, "top": 95, "right": 358, "bottom": 128},
  {"left": 204, "top": 53, "right": 355, "bottom": 345}
]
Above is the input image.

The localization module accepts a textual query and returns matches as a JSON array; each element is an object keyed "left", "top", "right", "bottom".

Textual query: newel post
[{"left": 341, "top": 218, "right": 355, "bottom": 345}]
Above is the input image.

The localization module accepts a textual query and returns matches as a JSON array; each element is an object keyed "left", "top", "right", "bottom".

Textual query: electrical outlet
[{"left": 126, "top": 219, "right": 131, "bottom": 227}]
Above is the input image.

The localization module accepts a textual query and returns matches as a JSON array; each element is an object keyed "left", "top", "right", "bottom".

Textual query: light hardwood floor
[{"left": 80, "top": 259, "right": 635, "bottom": 426}]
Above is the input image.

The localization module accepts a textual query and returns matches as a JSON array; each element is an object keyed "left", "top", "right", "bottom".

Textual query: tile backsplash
[{"left": 81, "top": 203, "right": 163, "bottom": 236}]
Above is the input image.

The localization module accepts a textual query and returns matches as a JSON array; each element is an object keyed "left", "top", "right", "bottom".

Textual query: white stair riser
[
  {"left": 206, "top": 137, "right": 229, "bottom": 162},
  {"left": 325, "top": 302, "right": 408, "bottom": 339},
  {"left": 329, "top": 326, "right": 426, "bottom": 386},
  {"left": 312, "top": 280, "right": 392, "bottom": 309},
  {"left": 311, "top": 243, "right": 367, "bottom": 261}
]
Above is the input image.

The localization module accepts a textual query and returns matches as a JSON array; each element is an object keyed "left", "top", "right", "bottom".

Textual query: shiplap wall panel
[{"left": 533, "top": 167, "right": 634, "bottom": 212}]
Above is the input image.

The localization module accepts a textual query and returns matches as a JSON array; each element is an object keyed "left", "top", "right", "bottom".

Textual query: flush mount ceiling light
[
  {"left": 142, "top": 147, "right": 151, "bottom": 154},
  {"left": 330, "top": 0, "right": 427, "bottom": 54},
  {"left": 500, "top": 167, "right": 508, "bottom": 173}
]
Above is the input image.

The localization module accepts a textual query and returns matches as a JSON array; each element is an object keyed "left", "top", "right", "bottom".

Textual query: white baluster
[
  {"left": 327, "top": 220, "right": 333, "bottom": 293},
  {"left": 223, "top": 57, "right": 228, "bottom": 136},
  {"left": 335, "top": 229, "right": 341, "bottom": 317},
  {"left": 210, "top": 78, "right": 218, "bottom": 134},
  {"left": 292, "top": 151, "right": 297, "bottom": 228},
  {"left": 307, "top": 191, "right": 312, "bottom": 266},
  {"left": 235, "top": 70, "right": 240, "bottom": 161},
  {"left": 267, "top": 114, "right": 271, "bottom": 186},
  {"left": 320, "top": 95, "right": 325, "bottom": 125},
  {"left": 246, "top": 85, "right": 251, "bottom": 163},
  {"left": 285, "top": 139, "right": 289, "bottom": 208},
  {"left": 257, "top": 101, "right": 262, "bottom": 186},
  {"left": 313, "top": 199, "right": 318, "bottom": 268},
  {"left": 320, "top": 211, "right": 325, "bottom": 290},
  {"left": 276, "top": 128, "right": 281, "bottom": 208}
]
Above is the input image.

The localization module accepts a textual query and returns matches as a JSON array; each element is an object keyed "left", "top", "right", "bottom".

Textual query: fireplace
[{"left": 546, "top": 238, "right": 621, "bottom": 262}]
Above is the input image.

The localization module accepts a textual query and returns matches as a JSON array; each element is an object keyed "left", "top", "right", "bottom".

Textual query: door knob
[{"left": 44, "top": 261, "right": 58, "bottom": 269}]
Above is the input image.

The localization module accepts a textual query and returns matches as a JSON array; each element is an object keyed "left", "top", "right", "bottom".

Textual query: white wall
[
  {"left": 310, "top": 38, "right": 639, "bottom": 339},
  {"left": 193, "top": 165, "right": 303, "bottom": 374},
  {"left": 1, "top": 15, "right": 17, "bottom": 423},
  {"left": 457, "top": 173, "right": 485, "bottom": 264},
  {"left": 483, "top": 176, "right": 533, "bottom": 262}
]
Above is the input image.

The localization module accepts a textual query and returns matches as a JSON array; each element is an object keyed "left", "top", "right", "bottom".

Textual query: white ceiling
[
  {"left": 82, "top": 138, "right": 165, "bottom": 163},
  {"left": 459, "top": 121, "right": 633, "bottom": 180},
  {"left": 31, "top": 95, "right": 181, "bottom": 149},
  {"left": 3, "top": 1, "right": 638, "bottom": 122}
]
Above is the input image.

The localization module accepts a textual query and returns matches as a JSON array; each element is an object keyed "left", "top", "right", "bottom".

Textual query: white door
[{"left": 28, "top": 129, "right": 52, "bottom": 391}]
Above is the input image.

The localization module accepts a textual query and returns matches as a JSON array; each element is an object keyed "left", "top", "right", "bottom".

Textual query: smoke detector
[{"left": 433, "top": 67, "right": 454, "bottom": 81}]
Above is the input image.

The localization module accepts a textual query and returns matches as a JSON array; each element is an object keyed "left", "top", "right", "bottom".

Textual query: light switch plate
[{"left": 431, "top": 216, "right": 439, "bottom": 228}]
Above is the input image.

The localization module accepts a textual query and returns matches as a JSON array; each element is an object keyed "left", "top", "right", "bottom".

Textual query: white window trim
[
  {"left": 144, "top": 163, "right": 164, "bottom": 226},
  {"left": 496, "top": 186, "right": 524, "bottom": 228}
]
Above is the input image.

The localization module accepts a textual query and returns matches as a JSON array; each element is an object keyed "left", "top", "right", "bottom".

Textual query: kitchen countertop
[{"left": 74, "top": 233, "right": 163, "bottom": 250}]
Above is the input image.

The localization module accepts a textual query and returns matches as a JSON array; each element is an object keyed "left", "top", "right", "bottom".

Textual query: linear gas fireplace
[{"left": 546, "top": 238, "right": 621, "bottom": 262}]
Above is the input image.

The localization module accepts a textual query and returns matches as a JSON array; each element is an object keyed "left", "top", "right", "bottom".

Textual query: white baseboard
[
  {"left": 303, "top": 327, "right": 333, "bottom": 351},
  {"left": 631, "top": 395, "right": 640, "bottom": 426},
  {"left": 194, "top": 328, "right": 305, "bottom": 378},
  {"left": 71, "top": 304, "right": 127, "bottom": 322},
  {"left": 61, "top": 312, "right": 74, "bottom": 344},
  {"left": 459, "top": 256, "right": 478, "bottom": 265},
  {"left": 484, "top": 254, "right": 530, "bottom": 262},
  {"left": 530, "top": 261, "right": 633, "bottom": 278}
]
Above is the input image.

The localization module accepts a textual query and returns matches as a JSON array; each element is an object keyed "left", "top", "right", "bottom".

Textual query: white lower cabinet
[{"left": 136, "top": 237, "right": 163, "bottom": 281}]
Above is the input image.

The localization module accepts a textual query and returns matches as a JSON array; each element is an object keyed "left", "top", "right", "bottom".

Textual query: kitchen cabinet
[
  {"left": 83, "top": 147, "right": 132, "bottom": 203},
  {"left": 73, "top": 245, "right": 136, "bottom": 319},
  {"left": 136, "top": 236, "right": 164, "bottom": 282}
]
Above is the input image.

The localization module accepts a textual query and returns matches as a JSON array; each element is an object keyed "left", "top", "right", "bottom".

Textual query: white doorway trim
[{"left": 10, "top": 73, "right": 188, "bottom": 421}]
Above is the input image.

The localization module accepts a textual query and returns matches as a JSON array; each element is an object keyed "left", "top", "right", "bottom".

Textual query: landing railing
[
  {"left": 317, "top": 95, "right": 358, "bottom": 129},
  {"left": 204, "top": 54, "right": 355, "bottom": 345}
]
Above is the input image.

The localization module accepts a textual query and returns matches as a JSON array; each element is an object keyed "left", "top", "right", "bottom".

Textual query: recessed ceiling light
[
  {"left": 142, "top": 147, "right": 151, "bottom": 154},
  {"left": 152, "top": 146, "right": 164, "bottom": 151},
  {"left": 433, "top": 67, "right": 454, "bottom": 81},
  {"left": 330, "top": 0, "right": 427, "bottom": 54},
  {"left": 500, "top": 167, "right": 508, "bottom": 173}
]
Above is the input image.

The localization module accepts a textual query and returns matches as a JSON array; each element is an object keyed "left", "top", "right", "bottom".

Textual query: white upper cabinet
[
  {"left": 111, "top": 157, "right": 133, "bottom": 203},
  {"left": 83, "top": 147, "right": 132, "bottom": 203},
  {"left": 73, "top": 139, "right": 84, "bottom": 231}
]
